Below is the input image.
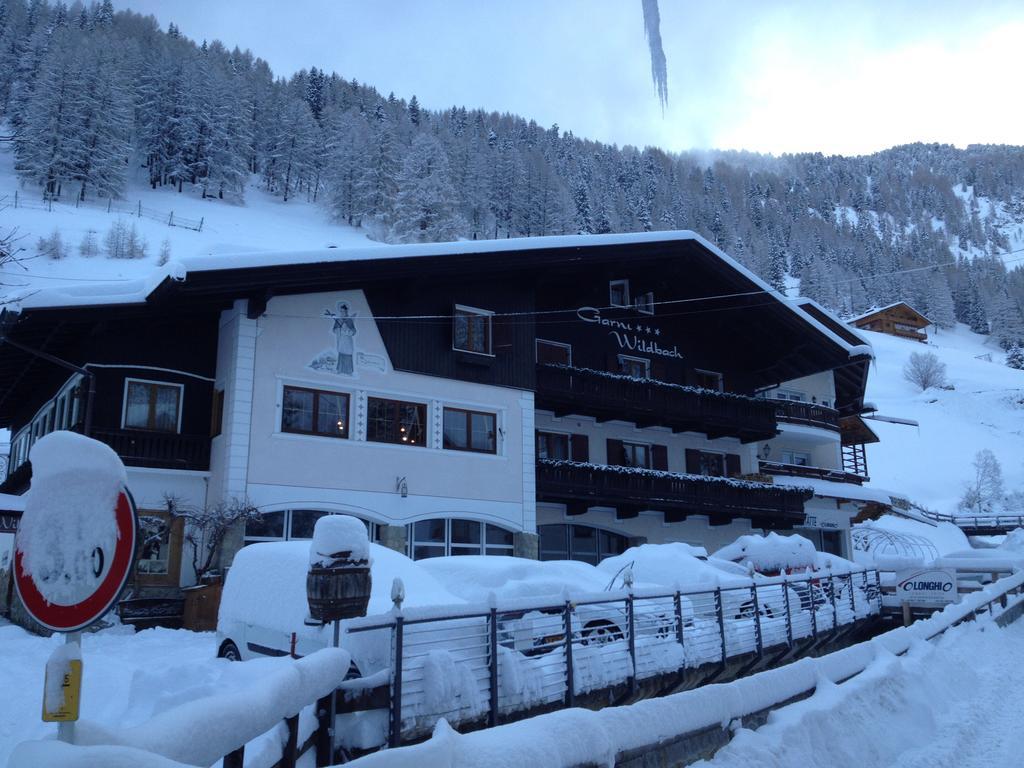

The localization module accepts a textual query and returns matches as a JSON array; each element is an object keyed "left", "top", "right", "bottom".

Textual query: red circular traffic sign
[{"left": 14, "top": 488, "right": 138, "bottom": 633}]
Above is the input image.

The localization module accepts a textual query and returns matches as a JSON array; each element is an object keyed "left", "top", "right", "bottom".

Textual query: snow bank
[
  {"left": 713, "top": 532, "right": 818, "bottom": 572},
  {"left": 597, "top": 543, "right": 751, "bottom": 591},
  {"left": 72, "top": 647, "right": 350, "bottom": 766},
  {"left": 219, "top": 541, "right": 463, "bottom": 638},
  {"left": 419, "top": 555, "right": 615, "bottom": 603},
  {"left": 8, "top": 740, "right": 194, "bottom": 768},
  {"left": 310, "top": 514, "right": 370, "bottom": 567},
  {"left": 864, "top": 515, "right": 970, "bottom": 556},
  {"left": 16, "top": 432, "right": 127, "bottom": 605}
]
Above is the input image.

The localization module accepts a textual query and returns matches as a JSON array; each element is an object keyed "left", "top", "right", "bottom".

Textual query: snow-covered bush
[
  {"left": 1006, "top": 343, "right": 1024, "bottom": 370},
  {"left": 903, "top": 351, "right": 947, "bottom": 391},
  {"left": 79, "top": 229, "right": 100, "bottom": 257},
  {"left": 157, "top": 238, "right": 171, "bottom": 266},
  {"left": 104, "top": 219, "right": 147, "bottom": 259},
  {"left": 165, "top": 495, "right": 261, "bottom": 582},
  {"left": 36, "top": 229, "right": 67, "bottom": 260},
  {"left": 958, "top": 449, "right": 1005, "bottom": 515}
]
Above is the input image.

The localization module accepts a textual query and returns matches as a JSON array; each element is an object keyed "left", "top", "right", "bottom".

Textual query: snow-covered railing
[
  {"left": 344, "top": 568, "right": 882, "bottom": 748},
  {"left": 9, "top": 648, "right": 351, "bottom": 768},
  {"left": 344, "top": 570, "right": 1024, "bottom": 768},
  {"left": 915, "top": 509, "right": 1024, "bottom": 533}
]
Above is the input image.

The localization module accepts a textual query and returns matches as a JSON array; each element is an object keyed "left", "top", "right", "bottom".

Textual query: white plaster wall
[
  {"left": 768, "top": 370, "right": 837, "bottom": 405},
  {"left": 242, "top": 291, "right": 528, "bottom": 532},
  {"left": 536, "top": 503, "right": 761, "bottom": 554},
  {"left": 534, "top": 412, "right": 759, "bottom": 475}
]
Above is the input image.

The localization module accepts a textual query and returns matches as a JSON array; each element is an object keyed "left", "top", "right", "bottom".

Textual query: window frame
[
  {"left": 694, "top": 369, "right": 724, "bottom": 392},
  {"left": 535, "top": 338, "right": 572, "bottom": 366},
  {"left": 280, "top": 384, "right": 350, "bottom": 440},
  {"left": 635, "top": 291, "right": 655, "bottom": 315},
  {"left": 121, "top": 377, "right": 184, "bottom": 433},
  {"left": 452, "top": 304, "right": 495, "bottom": 357},
  {"left": 442, "top": 406, "right": 498, "bottom": 454},
  {"left": 537, "top": 430, "right": 571, "bottom": 461},
  {"left": 609, "top": 279, "right": 631, "bottom": 308},
  {"left": 620, "top": 440, "right": 652, "bottom": 469},
  {"left": 781, "top": 450, "right": 812, "bottom": 467},
  {"left": 366, "top": 396, "right": 428, "bottom": 447},
  {"left": 408, "top": 518, "right": 515, "bottom": 560},
  {"left": 539, "top": 523, "right": 629, "bottom": 564},
  {"left": 617, "top": 354, "right": 651, "bottom": 379}
]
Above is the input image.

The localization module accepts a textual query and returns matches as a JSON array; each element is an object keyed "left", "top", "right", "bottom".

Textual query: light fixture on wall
[
  {"left": 760, "top": 444, "right": 771, "bottom": 461},
  {"left": 396, "top": 477, "right": 408, "bottom": 498}
]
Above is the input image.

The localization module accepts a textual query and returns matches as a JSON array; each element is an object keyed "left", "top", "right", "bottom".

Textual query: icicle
[{"left": 641, "top": 0, "right": 668, "bottom": 112}]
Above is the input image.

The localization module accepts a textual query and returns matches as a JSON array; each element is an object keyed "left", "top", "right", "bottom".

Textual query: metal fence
[
  {"left": 2, "top": 188, "right": 204, "bottom": 231},
  {"left": 344, "top": 568, "right": 882, "bottom": 747}
]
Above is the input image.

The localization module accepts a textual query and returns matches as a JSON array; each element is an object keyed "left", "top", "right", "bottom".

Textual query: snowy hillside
[
  {"left": 862, "top": 324, "right": 1024, "bottom": 514},
  {"left": 0, "top": 142, "right": 373, "bottom": 303}
]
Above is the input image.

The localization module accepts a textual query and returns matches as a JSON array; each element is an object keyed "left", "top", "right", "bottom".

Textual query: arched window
[
  {"left": 538, "top": 524, "right": 629, "bottom": 564},
  {"left": 244, "top": 510, "right": 377, "bottom": 545},
  {"left": 408, "top": 518, "right": 515, "bottom": 560}
]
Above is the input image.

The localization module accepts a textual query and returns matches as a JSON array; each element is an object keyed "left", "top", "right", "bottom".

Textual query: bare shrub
[{"left": 903, "top": 351, "right": 947, "bottom": 391}]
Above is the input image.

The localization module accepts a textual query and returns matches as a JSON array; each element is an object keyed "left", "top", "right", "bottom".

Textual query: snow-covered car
[
  {"left": 216, "top": 540, "right": 468, "bottom": 676},
  {"left": 419, "top": 555, "right": 684, "bottom": 652}
]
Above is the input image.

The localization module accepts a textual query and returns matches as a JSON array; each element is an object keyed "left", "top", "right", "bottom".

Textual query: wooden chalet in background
[
  {"left": 848, "top": 302, "right": 930, "bottom": 343},
  {"left": 0, "top": 231, "right": 908, "bottom": 626}
]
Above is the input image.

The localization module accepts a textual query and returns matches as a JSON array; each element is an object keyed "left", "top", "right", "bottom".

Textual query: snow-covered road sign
[{"left": 13, "top": 432, "right": 137, "bottom": 633}]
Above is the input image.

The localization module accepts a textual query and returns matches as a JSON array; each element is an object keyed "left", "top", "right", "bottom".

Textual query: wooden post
[
  {"left": 488, "top": 606, "right": 499, "bottom": 728},
  {"left": 563, "top": 600, "right": 575, "bottom": 708},
  {"left": 282, "top": 714, "right": 299, "bottom": 768},
  {"left": 314, "top": 693, "right": 332, "bottom": 767},
  {"left": 902, "top": 601, "right": 912, "bottom": 627},
  {"left": 626, "top": 594, "right": 637, "bottom": 696},
  {"left": 388, "top": 616, "right": 404, "bottom": 748},
  {"left": 223, "top": 746, "right": 245, "bottom": 768}
]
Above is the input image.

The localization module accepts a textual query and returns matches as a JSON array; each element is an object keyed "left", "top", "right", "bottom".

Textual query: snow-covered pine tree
[{"left": 391, "top": 133, "right": 463, "bottom": 243}]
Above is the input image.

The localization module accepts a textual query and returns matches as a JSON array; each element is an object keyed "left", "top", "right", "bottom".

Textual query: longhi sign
[
  {"left": 577, "top": 307, "right": 683, "bottom": 360},
  {"left": 895, "top": 567, "right": 958, "bottom": 607}
]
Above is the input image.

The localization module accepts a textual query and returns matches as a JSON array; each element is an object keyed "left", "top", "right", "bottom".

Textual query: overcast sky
[{"left": 113, "top": 1, "right": 1024, "bottom": 156}]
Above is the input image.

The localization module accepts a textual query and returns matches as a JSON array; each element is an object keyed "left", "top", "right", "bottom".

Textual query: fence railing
[
  {"left": 2, "top": 188, "right": 204, "bottom": 231},
  {"left": 344, "top": 568, "right": 882, "bottom": 748},
  {"left": 916, "top": 509, "right": 1024, "bottom": 533}
]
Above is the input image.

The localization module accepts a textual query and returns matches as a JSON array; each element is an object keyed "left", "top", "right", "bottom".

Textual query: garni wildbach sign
[{"left": 576, "top": 306, "right": 683, "bottom": 360}]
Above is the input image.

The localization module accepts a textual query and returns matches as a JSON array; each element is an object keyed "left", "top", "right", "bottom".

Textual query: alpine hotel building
[{"left": 0, "top": 232, "right": 903, "bottom": 602}]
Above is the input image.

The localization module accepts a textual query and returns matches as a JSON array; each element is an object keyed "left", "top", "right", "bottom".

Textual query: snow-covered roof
[
  {"left": 0, "top": 492, "right": 25, "bottom": 511},
  {"left": 847, "top": 301, "right": 931, "bottom": 326},
  {"left": 11, "top": 230, "right": 874, "bottom": 361},
  {"left": 792, "top": 296, "right": 874, "bottom": 349},
  {"left": 770, "top": 475, "right": 908, "bottom": 507}
]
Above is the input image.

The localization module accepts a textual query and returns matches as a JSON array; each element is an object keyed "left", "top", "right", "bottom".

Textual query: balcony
[
  {"left": 536, "top": 459, "right": 811, "bottom": 529},
  {"left": 759, "top": 460, "right": 866, "bottom": 486},
  {"left": 771, "top": 400, "right": 840, "bottom": 432},
  {"left": 535, "top": 364, "right": 778, "bottom": 443},
  {"left": 89, "top": 429, "right": 211, "bottom": 471}
]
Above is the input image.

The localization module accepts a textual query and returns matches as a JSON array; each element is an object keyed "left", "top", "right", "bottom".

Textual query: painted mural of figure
[{"left": 325, "top": 302, "right": 357, "bottom": 375}]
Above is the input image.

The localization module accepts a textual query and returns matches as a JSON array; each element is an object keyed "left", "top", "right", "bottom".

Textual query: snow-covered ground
[
  {"left": 0, "top": 620, "right": 310, "bottom": 766},
  {"left": 0, "top": 141, "right": 374, "bottom": 305},
  {"left": 862, "top": 323, "right": 1024, "bottom": 513},
  {"left": 702, "top": 615, "right": 1024, "bottom": 768}
]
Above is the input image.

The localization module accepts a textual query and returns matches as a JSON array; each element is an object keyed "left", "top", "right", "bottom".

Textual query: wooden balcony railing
[
  {"left": 536, "top": 459, "right": 811, "bottom": 528},
  {"left": 771, "top": 400, "right": 840, "bottom": 432},
  {"left": 89, "top": 428, "right": 211, "bottom": 471},
  {"left": 759, "top": 460, "right": 866, "bottom": 486},
  {"left": 535, "top": 364, "right": 778, "bottom": 444}
]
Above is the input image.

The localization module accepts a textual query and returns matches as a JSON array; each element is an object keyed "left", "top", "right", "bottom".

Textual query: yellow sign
[{"left": 42, "top": 659, "right": 82, "bottom": 722}]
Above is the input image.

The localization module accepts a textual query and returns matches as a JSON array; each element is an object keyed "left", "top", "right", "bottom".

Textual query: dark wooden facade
[{"left": 850, "top": 302, "right": 929, "bottom": 343}]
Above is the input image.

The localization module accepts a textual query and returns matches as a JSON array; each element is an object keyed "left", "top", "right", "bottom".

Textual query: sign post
[{"left": 12, "top": 431, "right": 137, "bottom": 745}]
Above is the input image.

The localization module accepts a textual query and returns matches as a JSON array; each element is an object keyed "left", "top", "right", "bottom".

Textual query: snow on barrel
[
  {"left": 306, "top": 514, "right": 371, "bottom": 623},
  {"left": 16, "top": 431, "right": 127, "bottom": 606}
]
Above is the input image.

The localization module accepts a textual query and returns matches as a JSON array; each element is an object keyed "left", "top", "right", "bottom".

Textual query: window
[
  {"left": 453, "top": 305, "right": 493, "bottom": 355},
  {"left": 620, "top": 441, "right": 651, "bottom": 469},
  {"left": 537, "top": 431, "right": 570, "bottom": 461},
  {"left": 443, "top": 408, "right": 497, "bottom": 453},
  {"left": 367, "top": 397, "right": 427, "bottom": 446},
  {"left": 538, "top": 524, "right": 629, "bottom": 564},
  {"left": 123, "top": 379, "right": 182, "bottom": 432},
  {"left": 136, "top": 510, "right": 182, "bottom": 584},
  {"left": 211, "top": 389, "right": 225, "bottom": 437},
  {"left": 781, "top": 450, "right": 811, "bottom": 467},
  {"left": 773, "top": 389, "right": 805, "bottom": 402},
  {"left": 281, "top": 386, "right": 349, "bottom": 438},
  {"left": 609, "top": 279, "right": 630, "bottom": 307},
  {"left": 635, "top": 291, "right": 655, "bottom": 315},
  {"left": 617, "top": 354, "right": 650, "bottom": 379},
  {"left": 694, "top": 369, "right": 723, "bottom": 392},
  {"left": 536, "top": 339, "right": 572, "bottom": 366},
  {"left": 244, "top": 510, "right": 377, "bottom": 546},
  {"left": 409, "top": 518, "right": 515, "bottom": 559}
]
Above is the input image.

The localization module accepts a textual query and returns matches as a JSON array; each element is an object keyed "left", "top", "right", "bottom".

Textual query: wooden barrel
[{"left": 306, "top": 554, "right": 372, "bottom": 623}]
